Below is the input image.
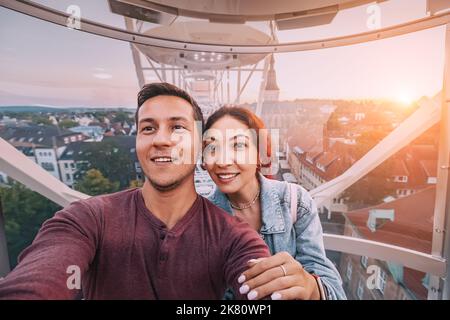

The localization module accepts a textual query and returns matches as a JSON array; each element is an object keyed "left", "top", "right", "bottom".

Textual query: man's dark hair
[{"left": 136, "top": 82, "right": 204, "bottom": 130}]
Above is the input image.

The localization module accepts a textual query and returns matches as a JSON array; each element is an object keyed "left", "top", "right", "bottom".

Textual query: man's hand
[{"left": 237, "top": 251, "right": 321, "bottom": 300}]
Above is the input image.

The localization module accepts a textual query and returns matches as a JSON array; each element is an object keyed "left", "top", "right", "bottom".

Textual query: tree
[
  {"left": 344, "top": 160, "right": 395, "bottom": 206},
  {"left": 58, "top": 119, "right": 78, "bottom": 129},
  {"left": 31, "top": 115, "right": 53, "bottom": 125},
  {"left": 129, "top": 179, "right": 144, "bottom": 188},
  {"left": 74, "top": 140, "right": 133, "bottom": 188},
  {"left": 113, "top": 111, "right": 131, "bottom": 124},
  {"left": 74, "top": 169, "right": 119, "bottom": 196},
  {"left": 0, "top": 182, "right": 61, "bottom": 267}
]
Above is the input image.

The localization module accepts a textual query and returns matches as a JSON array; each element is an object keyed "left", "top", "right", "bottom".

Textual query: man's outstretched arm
[
  {"left": 222, "top": 220, "right": 271, "bottom": 300},
  {"left": 0, "top": 201, "right": 98, "bottom": 299}
]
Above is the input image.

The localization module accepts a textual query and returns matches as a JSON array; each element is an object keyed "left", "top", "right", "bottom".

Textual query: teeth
[
  {"left": 218, "top": 173, "right": 238, "bottom": 179},
  {"left": 153, "top": 157, "right": 172, "bottom": 162}
]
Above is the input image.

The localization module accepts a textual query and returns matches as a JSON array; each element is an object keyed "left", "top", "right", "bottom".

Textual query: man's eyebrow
[
  {"left": 139, "top": 117, "right": 155, "bottom": 125},
  {"left": 168, "top": 116, "right": 190, "bottom": 122},
  {"left": 139, "top": 116, "right": 190, "bottom": 124}
]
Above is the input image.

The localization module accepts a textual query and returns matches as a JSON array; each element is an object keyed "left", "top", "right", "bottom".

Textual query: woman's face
[{"left": 203, "top": 116, "right": 258, "bottom": 195}]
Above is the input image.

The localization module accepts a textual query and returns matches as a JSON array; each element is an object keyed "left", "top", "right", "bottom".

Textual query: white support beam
[
  {"left": 234, "top": 62, "right": 260, "bottom": 105},
  {"left": 227, "top": 68, "right": 230, "bottom": 104},
  {"left": 124, "top": 18, "right": 145, "bottom": 88},
  {"left": 236, "top": 67, "right": 241, "bottom": 105},
  {"left": 323, "top": 234, "right": 446, "bottom": 277},
  {"left": 436, "top": 22, "right": 450, "bottom": 300},
  {"left": 0, "top": 138, "right": 89, "bottom": 207},
  {"left": 255, "top": 54, "right": 271, "bottom": 117},
  {"left": 311, "top": 95, "right": 442, "bottom": 206},
  {"left": 161, "top": 63, "right": 167, "bottom": 82},
  {"left": 143, "top": 54, "right": 165, "bottom": 83}
]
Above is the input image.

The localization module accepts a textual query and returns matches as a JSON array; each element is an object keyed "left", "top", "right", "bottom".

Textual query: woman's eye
[{"left": 205, "top": 144, "right": 216, "bottom": 153}]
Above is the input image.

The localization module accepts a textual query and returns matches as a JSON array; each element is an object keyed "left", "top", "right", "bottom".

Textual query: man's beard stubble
[{"left": 144, "top": 165, "right": 196, "bottom": 192}]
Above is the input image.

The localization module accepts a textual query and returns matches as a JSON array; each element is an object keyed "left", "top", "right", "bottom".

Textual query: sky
[{"left": 0, "top": 0, "right": 447, "bottom": 108}]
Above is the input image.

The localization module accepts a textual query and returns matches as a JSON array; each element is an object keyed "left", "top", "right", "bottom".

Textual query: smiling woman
[{"left": 204, "top": 106, "right": 346, "bottom": 300}]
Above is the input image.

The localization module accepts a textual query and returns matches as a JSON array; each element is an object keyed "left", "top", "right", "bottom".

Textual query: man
[{"left": 0, "top": 83, "right": 270, "bottom": 299}]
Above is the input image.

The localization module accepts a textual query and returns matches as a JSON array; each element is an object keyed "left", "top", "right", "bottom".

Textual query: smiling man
[{"left": 0, "top": 83, "right": 270, "bottom": 299}]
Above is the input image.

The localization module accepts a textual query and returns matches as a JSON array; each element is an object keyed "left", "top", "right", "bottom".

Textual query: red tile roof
[
  {"left": 419, "top": 160, "right": 437, "bottom": 178},
  {"left": 408, "top": 145, "right": 437, "bottom": 160},
  {"left": 346, "top": 186, "right": 434, "bottom": 253},
  {"left": 392, "top": 159, "right": 409, "bottom": 177},
  {"left": 316, "top": 152, "right": 339, "bottom": 168},
  {"left": 346, "top": 187, "right": 435, "bottom": 300}
]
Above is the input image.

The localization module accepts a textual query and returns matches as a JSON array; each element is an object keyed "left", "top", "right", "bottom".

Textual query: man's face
[{"left": 136, "top": 95, "right": 201, "bottom": 192}]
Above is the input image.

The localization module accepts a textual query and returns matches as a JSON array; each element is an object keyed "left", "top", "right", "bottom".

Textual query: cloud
[{"left": 93, "top": 73, "right": 113, "bottom": 80}]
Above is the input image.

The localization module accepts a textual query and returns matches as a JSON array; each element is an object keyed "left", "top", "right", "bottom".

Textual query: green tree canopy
[
  {"left": 113, "top": 111, "right": 131, "bottom": 124},
  {"left": 74, "top": 140, "right": 133, "bottom": 188},
  {"left": 74, "top": 169, "right": 119, "bottom": 196},
  {"left": 31, "top": 115, "right": 53, "bottom": 126},
  {"left": 58, "top": 119, "right": 78, "bottom": 129},
  {"left": 0, "top": 182, "right": 61, "bottom": 267}
]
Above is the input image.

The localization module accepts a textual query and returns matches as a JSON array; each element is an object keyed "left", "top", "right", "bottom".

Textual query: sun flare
[{"left": 397, "top": 91, "right": 414, "bottom": 105}]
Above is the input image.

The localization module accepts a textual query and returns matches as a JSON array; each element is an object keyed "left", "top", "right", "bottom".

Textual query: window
[
  {"left": 41, "top": 162, "right": 55, "bottom": 171},
  {"left": 361, "top": 256, "right": 368, "bottom": 269},
  {"left": 378, "top": 269, "right": 387, "bottom": 294},
  {"left": 357, "top": 278, "right": 364, "bottom": 300},
  {"left": 64, "top": 163, "right": 68, "bottom": 169},
  {"left": 346, "top": 261, "right": 352, "bottom": 280},
  {"left": 70, "top": 163, "right": 75, "bottom": 169},
  {"left": 66, "top": 173, "right": 71, "bottom": 181}
]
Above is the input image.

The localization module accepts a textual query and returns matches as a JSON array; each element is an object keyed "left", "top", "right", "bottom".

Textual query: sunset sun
[{"left": 397, "top": 91, "right": 414, "bottom": 105}]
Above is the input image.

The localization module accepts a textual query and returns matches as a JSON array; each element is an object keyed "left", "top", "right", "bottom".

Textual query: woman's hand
[{"left": 237, "top": 251, "right": 321, "bottom": 300}]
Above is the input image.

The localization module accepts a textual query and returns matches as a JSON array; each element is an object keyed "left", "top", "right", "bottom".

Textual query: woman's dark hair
[
  {"left": 203, "top": 106, "right": 271, "bottom": 169},
  {"left": 136, "top": 82, "right": 204, "bottom": 130}
]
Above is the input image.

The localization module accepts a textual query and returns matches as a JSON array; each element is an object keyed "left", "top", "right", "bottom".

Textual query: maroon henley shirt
[{"left": 0, "top": 188, "right": 270, "bottom": 299}]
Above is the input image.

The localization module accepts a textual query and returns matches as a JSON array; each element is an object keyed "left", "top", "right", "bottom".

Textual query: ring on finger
[{"left": 279, "top": 264, "right": 287, "bottom": 277}]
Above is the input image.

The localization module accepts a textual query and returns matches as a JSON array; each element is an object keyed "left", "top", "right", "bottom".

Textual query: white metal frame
[
  {"left": 434, "top": 22, "right": 450, "bottom": 300},
  {"left": 0, "top": 138, "right": 89, "bottom": 208},
  {"left": 0, "top": 0, "right": 448, "bottom": 54}
]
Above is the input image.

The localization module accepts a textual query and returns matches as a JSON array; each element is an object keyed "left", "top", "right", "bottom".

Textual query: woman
[{"left": 203, "top": 106, "right": 346, "bottom": 300}]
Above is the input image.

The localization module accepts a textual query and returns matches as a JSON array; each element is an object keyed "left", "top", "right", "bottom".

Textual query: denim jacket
[{"left": 208, "top": 174, "right": 346, "bottom": 300}]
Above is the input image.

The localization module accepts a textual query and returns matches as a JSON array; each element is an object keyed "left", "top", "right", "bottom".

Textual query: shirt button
[
  {"left": 160, "top": 233, "right": 166, "bottom": 240},
  {"left": 160, "top": 255, "right": 167, "bottom": 261}
]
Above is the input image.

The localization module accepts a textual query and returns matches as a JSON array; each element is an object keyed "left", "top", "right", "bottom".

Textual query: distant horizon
[{"left": 0, "top": 93, "right": 438, "bottom": 111}]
